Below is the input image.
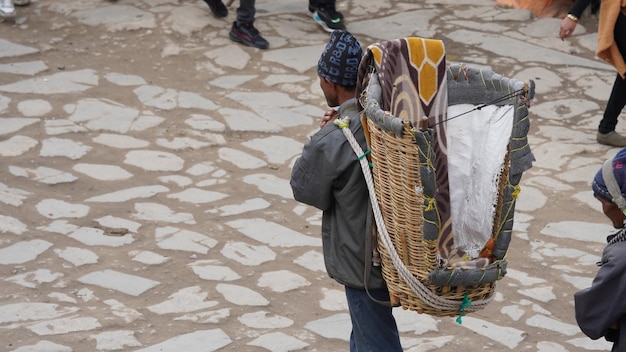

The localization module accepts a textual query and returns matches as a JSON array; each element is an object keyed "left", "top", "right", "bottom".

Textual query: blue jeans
[{"left": 345, "top": 286, "right": 402, "bottom": 352}]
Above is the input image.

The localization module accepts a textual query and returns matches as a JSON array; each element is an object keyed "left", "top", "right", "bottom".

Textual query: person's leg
[
  {"left": 597, "top": 13, "right": 626, "bottom": 146},
  {"left": 202, "top": 0, "right": 228, "bottom": 18},
  {"left": 0, "top": 0, "right": 15, "bottom": 18},
  {"left": 345, "top": 286, "right": 402, "bottom": 352},
  {"left": 236, "top": 0, "right": 256, "bottom": 24},
  {"left": 229, "top": 0, "right": 269, "bottom": 49}
]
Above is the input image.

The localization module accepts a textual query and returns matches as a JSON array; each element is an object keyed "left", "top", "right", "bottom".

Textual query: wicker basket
[{"left": 354, "top": 49, "right": 535, "bottom": 316}]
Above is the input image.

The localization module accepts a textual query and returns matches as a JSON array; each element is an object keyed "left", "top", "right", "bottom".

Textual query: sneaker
[
  {"left": 597, "top": 131, "right": 626, "bottom": 147},
  {"left": 0, "top": 0, "right": 14, "bottom": 18},
  {"left": 203, "top": 0, "right": 227, "bottom": 18},
  {"left": 13, "top": 0, "right": 28, "bottom": 6},
  {"left": 312, "top": 5, "right": 345, "bottom": 32},
  {"left": 229, "top": 21, "right": 269, "bottom": 49}
]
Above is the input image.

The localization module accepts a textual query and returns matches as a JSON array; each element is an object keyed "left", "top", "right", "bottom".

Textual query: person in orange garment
[{"left": 559, "top": 0, "right": 626, "bottom": 147}]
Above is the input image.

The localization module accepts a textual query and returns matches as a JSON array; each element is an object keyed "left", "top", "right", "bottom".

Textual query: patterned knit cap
[
  {"left": 593, "top": 147, "right": 626, "bottom": 202},
  {"left": 317, "top": 31, "right": 363, "bottom": 87}
]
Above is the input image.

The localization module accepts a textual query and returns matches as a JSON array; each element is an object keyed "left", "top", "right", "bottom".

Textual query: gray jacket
[
  {"left": 290, "top": 98, "right": 386, "bottom": 290},
  {"left": 574, "top": 233, "right": 626, "bottom": 352}
]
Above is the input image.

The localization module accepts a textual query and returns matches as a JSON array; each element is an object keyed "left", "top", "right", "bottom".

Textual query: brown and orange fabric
[{"left": 597, "top": 0, "right": 626, "bottom": 78}]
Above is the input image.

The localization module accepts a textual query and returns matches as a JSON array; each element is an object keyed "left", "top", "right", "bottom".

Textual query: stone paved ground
[{"left": 0, "top": 0, "right": 623, "bottom": 351}]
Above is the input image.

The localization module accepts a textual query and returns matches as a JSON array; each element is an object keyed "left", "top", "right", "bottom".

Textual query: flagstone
[
  {"left": 158, "top": 175, "right": 193, "bottom": 187},
  {"left": 9, "top": 166, "right": 78, "bottom": 184},
  {"left": 184, "top": 113, "right": 226, "bottom": 132},
  {"left": 215, "top": 284, "right": 269, "bottom": 306},
  {"left": 257, "top": 270, "right": 310, "bottom": 293},
  {"left": 11, "top": 340, "right": 73, "bottom": 352},
  {"left": 0, "top": 302, "right": 78, "bottom": 324},
  {"left": 133, "top": 203, "right": 195, "bottom": 224},
  {"left": 104, "top": 72, "right": 147, "bottom": 86},
  {"left": 220, "top": 241, "right": 276, "bottom": 265},
  {"left": 238, "top": 311, "right": 294, "bottom": 329},
  {"left": 319, "top": 288, "right": 348, "bottom": 311},
  {"left": 156, "top": 136, "right": 211, "bottom": 150},
  {"left": 188, "top": 260, "right": 241, "bottom": 281},
  {"left": 134, "top": 329, "right": 231, "bottom": 352},
  {"left": 92, "top": 133, "right": 150, "bottom": 149},
  {"left": 0, "top": 39, "right": 39, "bottom": 58},
  {"left": 44, "top": 119, "right": 89, "bottom": 135},
  {"left": 540, "top": 221, "right": 612, "bottom": 243},
  {"left": 73, "top": 5, "right": 156, "bottom": 31},
  {"left": 0, "top": 135, "right": 39, "bottom": 157},
  {"left": 0, "top": 69, "right": 98, "bottom": 94},
  {"left": 0, "top": 117, "right": 39, "bottom": 136},
  {"left": 173, "top": 308, "right": 231, "bottom": 324},
  {"left": 85, "top": 185, "right": 169, "bottom": 202},
  {"left": 5, "top": 269, "right": 64, "bottom": 288},
  {"left": 0, "top": 240, "right": 53, "bottom": 265},
  {"left": 0, "top": 215, "right": 27, "bottom": 235},
  {"left": 242, "top": 136, "right": 304, "bottom": 164},
  {"left": 247, "top": 332, "right": 309, "bottom": 352},
  {"left": 213, "top": 198, "right": 271, "bottom": 216},
  {"left": 147, "top": 286, "right": 218, "bottom": 315},
  {"left": 459, "top": 316, "right": 526, "bottom": 349},
  {"left": 103, "top": 299, "right": 143, "bottom": 323},
  {"left": 68, "top": 227, "right": 134, "bottom": 247},
  {"left": 0, "top": 182, "right": 31, "bottom": 207},
  {"left": 167, "top": 188, "right": 229, "bottom": 204},
  {"left": 78, "top": 269, "right": 159, "bottom": 296},
  {"left": 293, "top": 250, "right": 326, "bottom": 272},
  {"left": 54, "top": 247, "right": 99, "bottom": 266},
  {"left": 226, "top": 218, "right": 321, "bottom": 248},
  {"left": 38, "top": 220, "right": 79, "bottom": 235},
  {"left": 129, "top": 250, "right": 170, "bottom": 265},
  {"left": 525, "top": 314, "right": 580, "bottom": 336},
  {"left": 72, "top": 163, "right": 133, "bottom": 180},
  {"left": 40, "top": 138, "right": 92, "bottom": 160},
  {"left": 90, "top": 330, "right": 142, "bottom": 351},
  {"left": 218, "top": 147, "right": 267, "bottom": 169},
  {"left": 27, "top": 316, "right": 101, "bottom": 336},
  {"left": 124, "top": 150, "right": 185, "bottom": 171},
  {"left": 48, "top": 292, "right": 77, "bottom": 304},
  {"left": 304, "top": 313, "right": 351, "bottom": 341},
  {"left": 219, "top": 108, "right": 282, "bottom": 133},
  {"left": 518, "top": 286, "right": 556, "bottom": 303},
  {"left": 208, "top": 74, "right": 257, "bottom": 89},
  {"left": 242, "top": 173, "right": 293, "bottom": 198},
  {"left": 17, "top": 99, "right": 52, "bottom": 116},
  {"left": 155, "top": 226, "right": 217, "bottom": 253},
  {"left": 95, "top": 216, "right": 141, "bottom": 233}
]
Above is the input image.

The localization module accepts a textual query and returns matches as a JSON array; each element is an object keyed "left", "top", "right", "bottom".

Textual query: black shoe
[
  {"left": 203, "top": 0, "right": 228, "bottom": 18},
  {"left": 229, "top": 22, "right": 269, "bottom": 49},
  {"left": 312, "top": 5, "right": 345, "bottom": 32}
]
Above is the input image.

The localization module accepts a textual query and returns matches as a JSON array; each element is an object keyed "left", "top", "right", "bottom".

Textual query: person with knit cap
[
  {"left": 575, "top": 147, "right": 626, "bottom": 350},
  {"left": 290, "top": 31, "right": 403, "bottom": 351}
]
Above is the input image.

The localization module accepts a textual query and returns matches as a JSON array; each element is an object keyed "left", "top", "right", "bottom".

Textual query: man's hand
[{"left": 320, "top": 109, "right": 339, "bottom": 128}]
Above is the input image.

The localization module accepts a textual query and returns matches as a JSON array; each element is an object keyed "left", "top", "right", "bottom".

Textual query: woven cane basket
[
  {"left": 367, "top": 118, "right": 501, "bottom": 316},
  {"left": 354, "top": 44, "right": 535, "bottom": 317}
]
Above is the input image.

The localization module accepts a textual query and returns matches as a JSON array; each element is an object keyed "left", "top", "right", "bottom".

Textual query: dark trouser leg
[
  {"left": 310, "top": 0, "right": 334, "bottom": 8},
  {"left": 236, "top": 0, "right": 255, "bottom": 24},
  {"left": 345, "top": 287, "right": 402, "bottom": 352},
  {"left": 598, "top": 12, "right": 626, "bottom": 134}
]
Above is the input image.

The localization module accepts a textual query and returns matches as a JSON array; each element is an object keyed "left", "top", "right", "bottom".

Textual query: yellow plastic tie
[{"left": 333, "top": 117, "right": 350, "bottom": 129}]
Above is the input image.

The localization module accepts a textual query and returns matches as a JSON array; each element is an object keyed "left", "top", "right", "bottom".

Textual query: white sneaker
[{"left": 0, "top": 0, "right": 15, "bottom": 18}]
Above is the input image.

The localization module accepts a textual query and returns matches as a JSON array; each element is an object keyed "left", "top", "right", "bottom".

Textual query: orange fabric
[
  {"left": 494, "top": 0, "right": 572, "bottom": 17},
  {"left": 596, "top": 0, "right": 626, "bottom": 78}
]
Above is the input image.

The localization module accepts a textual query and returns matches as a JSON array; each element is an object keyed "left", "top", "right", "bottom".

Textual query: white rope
[{"left": 338, "top": 119, "right": 494, "bottom": 314}]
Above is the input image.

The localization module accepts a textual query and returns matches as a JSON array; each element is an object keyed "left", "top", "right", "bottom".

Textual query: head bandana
[
  {"left": 317, "top": 31, "right": 363, "bottom": 87},
  {"left": 593, "top": 148, "right": 626, "bottom": 205}
]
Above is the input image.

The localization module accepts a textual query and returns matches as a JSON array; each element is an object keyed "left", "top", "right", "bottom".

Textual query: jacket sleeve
[
  {"left": 290, "top": 127, "right": 336, "bottom": 211},
  {"left": 574, "top": 242, "right": 626, "bottom": 340}
]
